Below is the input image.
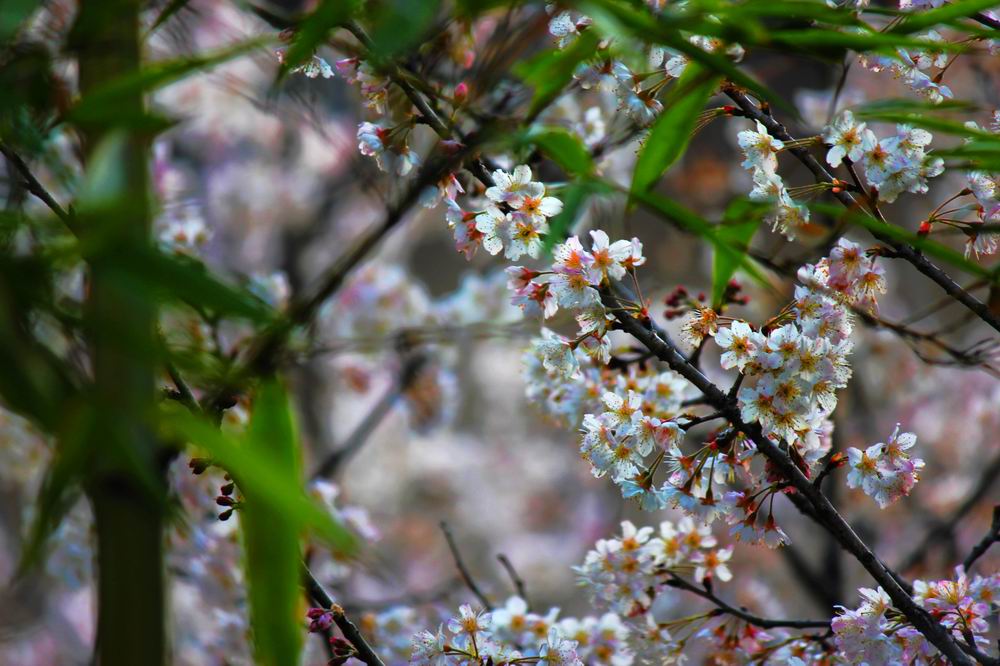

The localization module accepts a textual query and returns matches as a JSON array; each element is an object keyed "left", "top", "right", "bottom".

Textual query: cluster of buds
[
  {"left": 215, "top": 477, "right": 239, "bottom": 521},
  {"left": 306, "top": 608, "right": 356, "bottom": 666},
  {"left": 664, "top": 281, "right": 749, "bottom": 322}
]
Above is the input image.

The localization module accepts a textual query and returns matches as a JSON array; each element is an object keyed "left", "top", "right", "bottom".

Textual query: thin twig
[
  {"left": 310, "top": 354, "right": 427, "bottom": 479},
  {"left": 962, "top": 505, "right": 1000, "bottom": 573},
  {"left": 496, "top": 554, "right": 529, "bottom": 609},
  {"left": 664, "top": 574, "right": 830, "bottom": 629},
  {"left": 899, "top": 451, "right": 1000, "bottom": 572},
  {"left": 440, "top": 521, "right": 492, "bottom": 609},
  {"left": 0, "top": 143, "right": 76, "bottom": 232}
]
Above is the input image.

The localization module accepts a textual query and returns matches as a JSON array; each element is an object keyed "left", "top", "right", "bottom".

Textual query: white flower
[
  {"left": 486, "top": 165, "right": 541, "bottom": 207},
  {"left": 693, "top": 546, "right": 733, "bottom": 583},
  {"left": 506, "top": 215, "right": 549, "bottom": 260},
  {"left": 823, "top": 110, "right": 876, "bottom": 168},
  {"left": 533, "top": 329, "right": 581, "bottom": 379},
  {"left": 475, "top": 205, "right": 511, "bottom": 256},
  {"left": 548, "top": 11, "right": 591, "bottom": 48},
  {"left": 447, "top": 604, "right": 492, "bottom": 637},
  {"left": 846, "top": 443, "right": 884, "bottom": 496},
  {"left": 539, "top": 627, "right": 583, "bottom": 665},
  {"left": 589, "top": 230, "right": 633, "bottom": 282},
  {"left": 738, "top": 121, "right": 784, "bottom": 174},
  {"left": 714, "top": 320, "right": 762, "bottom": 371}
]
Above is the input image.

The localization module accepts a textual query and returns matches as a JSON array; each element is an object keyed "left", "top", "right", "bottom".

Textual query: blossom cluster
[
  {"left": 548, "top": 8, "right": 743, "bottom": 127},
  {"left": 575, "top": 519, "right": 728, "bottom": 617},
  {"left": 408, "top": 603, "right": 584, "bottom": 666},
  {"left": 845, "top": 424, "right": 925, "bottom": 508},
  {"left": 858, "top": 31, "right": 953, "bottom": 104},
  {"left": 822, "top": 111, "right": 943, "bottom": 203},
  {"left": 573, "top": 520, "right": 831, "bottom": 663},
  {"left": 723, "top": 239, "right": 884, "bottom": 448},
  {"left": 832, "top": 567, "right": 1000, "bottom": 665},
  {"left": 737, "top": 121, "right": 811, "bottom": 240}
]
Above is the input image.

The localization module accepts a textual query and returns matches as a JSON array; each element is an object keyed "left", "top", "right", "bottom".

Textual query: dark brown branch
[
  {"left": 303, "top": 565, "right": 387, "bottom": 666},
  {"left": 972, "top": 11, "right": 1000, "bottom": 30},
  {"left": 724, "top": 88, "right": 1000, "bottom": 337},
  {"left": 664, "top": 573, "right": 830, "bottom": 629},
  {"left": 0, "top": 143, "right": 75, "bottom": 231},
  {"left": 440, "top": 521, "right": 492, "bottom": 609}
]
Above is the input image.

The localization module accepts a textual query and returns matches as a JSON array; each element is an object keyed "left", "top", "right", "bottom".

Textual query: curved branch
[{"left": 962, "top": 505, "right": 1000, "bottom": 573}]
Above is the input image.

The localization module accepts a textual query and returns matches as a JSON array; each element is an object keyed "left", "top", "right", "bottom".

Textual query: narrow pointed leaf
[
  {"left": 631, "top": 63, "right": 720, "bottom": 196},
  {"left": 242, "top": 380, "right": 304, "bottom": 666}
]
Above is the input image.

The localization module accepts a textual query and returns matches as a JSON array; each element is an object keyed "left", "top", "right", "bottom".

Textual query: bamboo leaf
[
  {"left": 524, "top": 127, "right": 595, "bottom": 175},
  {"left": 0, "top": 0, "right": 40, "bottom": 43},
  {"left": 66, "top": 39, "right": 268, "bottom": 127},
  {"left": 628, "top": 187, "right": 769, "bottom": 289},
  {"left": 516, "top": 30, "right": 600, "bottom": 119},
  {"left": 16, "top": 401, "right": 91, "bottom": 575},
  {"left": 163, "top": 405, "right": 355, "bottom": 551},
  {"left": 282, "top": 0, "right": 360, "bottom": 71},
  {"left": 367, "top": 0, "right": 442, "bottom": 59},
  {"left": 890, "top": 0, "right": 1000, "bottom": 34},
  {"left": 114, "top": 249, "right": 277, "bottom": 324},
  {"left": 631, "top": 63, "right": 719, "bottom": 196},
  {"left": 242, "top": 380, "right": 305, "bottom": 666},
  {"left": 711, "top": 199, "right": 766, "bottom": 308}
]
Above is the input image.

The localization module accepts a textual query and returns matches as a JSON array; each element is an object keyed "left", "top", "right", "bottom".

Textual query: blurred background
[{"left": 1, "top": 0, "right": 998, "bottom": 663}]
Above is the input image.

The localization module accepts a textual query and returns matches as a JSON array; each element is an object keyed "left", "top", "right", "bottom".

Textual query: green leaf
[
  {"left": 146, "top": 0, "right": 194, "bottom": 36},
  {"left": 0, "top": 0, "right": 40, "bottom": 44},
  {"left": 712, "top": 199, "right": 765, "bottom": 308},
  {"left": 367, "top": 0, "right": 442, "bottom": 59},
  {"left": 631, "top": 63, "right": 720, "bottom": 196},
  {"left": 579, "top": 0, "right": 790, "bottom": 113},
  {"left": 627, "top": 186, "right": 769, "bottom": 289},
  {"left": 543, "top": 179, "right": 608, "bottom": 253},
  {"left": 855, "top": 108, "right": 998, "bottom": 142},
  {"left": 17, "top": 400, "right": 92, "bottom": 575},
  {"left": 890, "top": 0, "right": 1000, "bottom": 34},
  {"left": 516, "top": 30, "right": 601, "bottom": 119},
  {"left": 768, "top": 28, "right": 967, "bottom": 54},
  {"left": 114, "top": 249, "right": 277, "bottom": 324},
  {"left": 716, "top": 0, "right": 865, "bottom": 26},
  {"left": 66, "top": 38, "right": 267, "bottom": 128},
  {"left": 523, "top": 127, "right": 595, "bottom": 175},
  {"left": 162, "top": 405, "right": 356, "bottom": 551},
  {"left": 242, "top": 380, "right": 305, "bottom": 666},
  {"left": 282, "top": 0, "right": 360, "bottom": 72}
]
